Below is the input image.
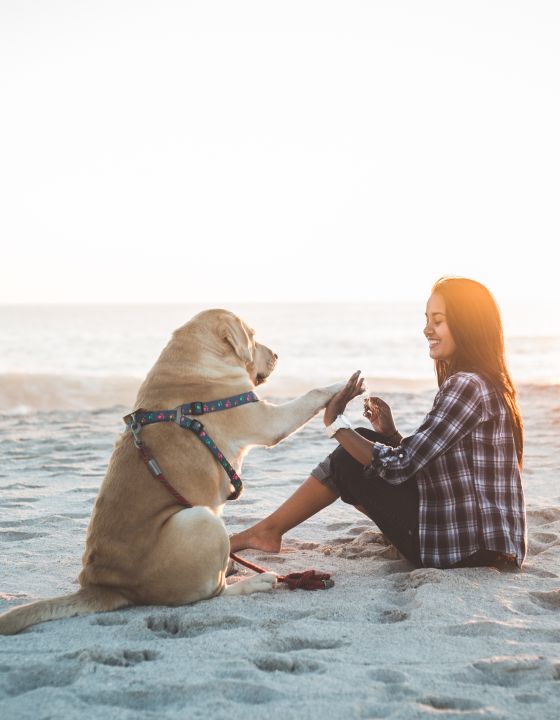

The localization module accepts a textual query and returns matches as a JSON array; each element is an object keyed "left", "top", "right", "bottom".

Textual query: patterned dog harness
[
  {"left": 123, "top": 391, "right": 259, "bottom": 501},
  {"left": 123, "top": 390, "right": 336, "bottom": 591}
]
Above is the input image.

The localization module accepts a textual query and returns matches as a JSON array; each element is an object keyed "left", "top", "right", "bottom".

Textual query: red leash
[
  {"left": 134, "top": 437, "right": 334, "bottom": 591},
  {"left": 229, "top": 552, "right": 334, "bottom": 590}
]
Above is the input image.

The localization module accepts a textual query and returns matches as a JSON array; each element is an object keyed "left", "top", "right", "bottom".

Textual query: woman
[{"left": 231, "top": 277, "right": 527, "bottom": 569}]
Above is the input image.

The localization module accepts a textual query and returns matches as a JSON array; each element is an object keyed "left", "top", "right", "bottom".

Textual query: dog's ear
[{"left": 221, "top": 318, "right": 253, "bottom": 365}]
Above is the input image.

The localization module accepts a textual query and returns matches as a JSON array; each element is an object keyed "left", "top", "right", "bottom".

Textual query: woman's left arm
[{"left": 367, "top": 373, "right": 487, "bottom": 485}]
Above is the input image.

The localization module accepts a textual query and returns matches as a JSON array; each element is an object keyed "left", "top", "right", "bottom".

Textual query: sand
[{"left": 1, "top": 385, "right": 560, "bottom": 719}]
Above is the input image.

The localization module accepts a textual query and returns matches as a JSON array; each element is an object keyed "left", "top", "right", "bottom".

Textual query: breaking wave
[
  {"left": 0, "top": 373, "right": 441, "bottom": 414},
  {"left": 1, "top": 373, "right": 555, "bottom": 415}
]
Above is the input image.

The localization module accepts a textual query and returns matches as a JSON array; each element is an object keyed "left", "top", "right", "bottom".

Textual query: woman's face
[{"left": 424, "top": 292, "right": 457, "bottom": 361}]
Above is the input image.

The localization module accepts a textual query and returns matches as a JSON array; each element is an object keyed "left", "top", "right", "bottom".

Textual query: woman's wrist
[
  {"left": 324, "top": 407, "right": 346, "bottom": 427},
  {"left": 324, "top": 414, "right": 353, "bottom": 438},
  {"left": 386, "top": 429, "right": 402, "bottom": 444}
]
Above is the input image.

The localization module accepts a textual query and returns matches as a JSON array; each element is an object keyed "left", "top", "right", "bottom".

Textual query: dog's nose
[{"left": 273, "top": 353, "right": 278, "bottom": 360}]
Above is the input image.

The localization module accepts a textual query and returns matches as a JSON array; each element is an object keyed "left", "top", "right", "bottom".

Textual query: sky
[{"left": 1, "top": 1, "right": 559, "bottom": 304}]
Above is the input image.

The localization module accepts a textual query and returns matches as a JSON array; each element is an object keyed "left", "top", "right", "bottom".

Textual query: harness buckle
[{"left": 189, "top": 419, "right": 204, "bottom": 434}]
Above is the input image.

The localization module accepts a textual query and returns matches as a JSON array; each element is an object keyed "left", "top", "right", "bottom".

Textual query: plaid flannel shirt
[{"left": 368, "top": 372, "right": 527, "bottom": 568}]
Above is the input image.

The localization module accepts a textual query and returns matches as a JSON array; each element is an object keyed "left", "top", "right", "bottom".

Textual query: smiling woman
[
  {"left": 231, "top": 276, "right": 527, "bottom": 571},
  {"left": 424, "top": 293, "right": 457, "bottom": 362}
]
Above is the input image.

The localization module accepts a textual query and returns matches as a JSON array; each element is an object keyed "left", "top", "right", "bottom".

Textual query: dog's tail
[{"left": 0, "top": 586, "right": 131, "bottom": 635}]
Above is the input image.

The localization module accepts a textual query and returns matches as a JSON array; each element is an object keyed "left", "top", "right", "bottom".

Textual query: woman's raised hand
[
  {"left": 363, "top": 396, "right": 398, "bottom": 437},
  {"left": 324, "top": 371, "right": 365, "bottom": 426}
]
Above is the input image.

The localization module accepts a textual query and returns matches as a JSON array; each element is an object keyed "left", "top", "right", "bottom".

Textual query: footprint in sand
[
  {"left": 522, "top": 565, "right": 558, "bottom": 579},
  {"left": 368, "top": 668, "right": 408, "bottom": 684},
  {"left": 322, "top": 531, "right": 401, "bottom": 560},
  {"left": 267, "top": 636, "right": 346, "bottom": 653},
  {"left": 527, "top": 531, "right": 559, "bottom": 556},
  {"left": 417, "top": 696, "right": 487, "bottom": 713},
  {"left": 78, "top": 686, "right": 186, "bottom": 710},
  {"left": 253, "top": 654, "right": 325, "bottom": 674},
  {"left": 515, "top": 693, "right": 546, "bottom": 704},
  {"left": 289, "top": 541, "right": 320, "bottom": 550},
  {"left": 347, "top": 524, "right": 373, "bottom": 535},
  {"left": 456, "top": 655, "right": 559, "bottom": 687},
  {"left": 146, "top": 613, "right": 252, "bottom": 638},
  {"left": 527, "top": 507, "right": 560, "bottom": 525},
  {"left": 255, "top": 554, "right": 286, "bottom": 563},
  {"left": 528, "top": 588, "right": 560, "bottom": 610},
  {"left": 64, "top": 648, "right": 158, "bottom": 667},
  {"left": 91, "top": 613, "right": 129, "bottom": 626},
  {"left": 533, "top": 532, "right": 558, "bottom": 544},
  {"left": 94, "top": 679, "right": 280, "bottom": 708},
  {"left": 445, "top": 620, "right": 514, "bottom": 640},
  {"left": 1, "top": 662, "right": 80, "bottom": 697},
  {"left": 327, "top": 536, "right": 359, "bottom": 546},
  {"left": 191, "top": 680, "right": 281, "bottom": 705},
  {"left": 449, "top": 621, "right": 560, "bottom": 644},
  {"left": 391, "top": 568, "right": 442, "bottom": 591},
  {"left": 326, "top": 521, "right": 353, "bottom": 531},
  {"left": 377, "top": 608, "right": 409, "bottom": 623}
]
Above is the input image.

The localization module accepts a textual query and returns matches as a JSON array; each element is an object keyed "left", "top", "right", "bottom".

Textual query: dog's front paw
[
  {"left": 326, "top": 381, "right": 346, "bottom": 394},
  {"left": 319, "top": 381, "right": 346, "bottom": 401},
  {"left": 251, "top": 572, "right": 277, "bottom": 593}
]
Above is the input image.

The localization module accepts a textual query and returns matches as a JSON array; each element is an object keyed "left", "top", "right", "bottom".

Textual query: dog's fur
[{"left": 0, "top": 309, "right": 344, "bottom": 634}]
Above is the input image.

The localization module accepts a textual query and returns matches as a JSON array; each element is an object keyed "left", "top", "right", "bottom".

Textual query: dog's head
[{"left": 182, "top": 309, "right": 278, "bottom": 387}]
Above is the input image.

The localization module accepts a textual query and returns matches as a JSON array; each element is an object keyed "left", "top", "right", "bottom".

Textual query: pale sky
[{"left": 1, "top": 1, "right": 559, "bottom": 304}]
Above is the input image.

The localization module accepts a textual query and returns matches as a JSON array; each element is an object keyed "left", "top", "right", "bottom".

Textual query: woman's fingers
[
  {"left": 345, "top": 370, "right": 361, "bottom": 390},
  {"left": 333, "top": 371, "right": 365, "bottom": 409},
  {"left": 346, "top": 372, "right": 363, "bottom": 396}
]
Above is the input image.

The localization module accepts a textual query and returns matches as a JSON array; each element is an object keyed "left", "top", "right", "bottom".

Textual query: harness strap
[
  {"left": 123, "top": 391, "right": 258, "bottom": 501},
  {"left": 127, "top": 391, "right": 259, "bottom": 426},
  {"left": 135, "top": 440, "right": 193, "bottom": 508}
]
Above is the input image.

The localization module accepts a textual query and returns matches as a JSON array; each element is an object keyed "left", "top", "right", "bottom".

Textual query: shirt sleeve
[{"left": 367, "top": 373, "right": 485, "bottom": 486}]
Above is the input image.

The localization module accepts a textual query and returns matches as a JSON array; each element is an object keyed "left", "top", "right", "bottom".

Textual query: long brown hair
[{"left": 431, "top": 276, "right": 523, "bottom": 464}]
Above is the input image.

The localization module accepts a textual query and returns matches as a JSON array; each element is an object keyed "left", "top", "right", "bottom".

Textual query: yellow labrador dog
[{"left": 0, "top": 309, "right": 344, "bottom": 634}]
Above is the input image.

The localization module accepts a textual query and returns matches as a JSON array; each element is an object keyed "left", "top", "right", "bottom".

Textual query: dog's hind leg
[{"left": 221, "top": 573, "right": 277, "bottom": 596}]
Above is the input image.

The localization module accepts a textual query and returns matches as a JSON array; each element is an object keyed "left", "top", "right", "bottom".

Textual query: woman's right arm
[
  {"left": 367, "top": 373, "right": 487, "bottom": 486},
  {"left": 363, "top": 396, "right": 402, "bottom": 444}
]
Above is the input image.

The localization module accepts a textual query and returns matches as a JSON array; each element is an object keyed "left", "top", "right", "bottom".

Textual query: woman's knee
[{"left": 330, "top": 444, "right": 363, "bottom": 475}]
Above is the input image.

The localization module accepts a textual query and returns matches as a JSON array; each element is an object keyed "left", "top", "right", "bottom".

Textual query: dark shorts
[{"left": 312, "top": 428, "right": 422, "bottom": 566}]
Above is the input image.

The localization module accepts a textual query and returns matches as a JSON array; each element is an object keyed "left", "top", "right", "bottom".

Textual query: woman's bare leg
[{"left": 229, "top": 475, "right": 338, "bottom": 553}]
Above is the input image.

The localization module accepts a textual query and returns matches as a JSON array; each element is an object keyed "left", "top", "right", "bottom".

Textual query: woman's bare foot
[
  {"left": 229, "top": 525, "right": 283, "bottom": 554},
  {"left": 228, "top": 476, "right": 338, "bottom": 554}
]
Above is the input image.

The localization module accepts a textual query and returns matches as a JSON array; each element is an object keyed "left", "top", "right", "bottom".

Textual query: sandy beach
[{"left": 1, "top": 380, "right": 559, "bottom": 720}]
